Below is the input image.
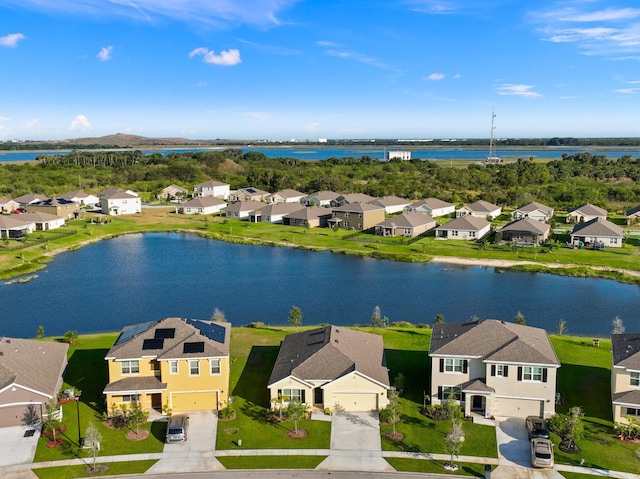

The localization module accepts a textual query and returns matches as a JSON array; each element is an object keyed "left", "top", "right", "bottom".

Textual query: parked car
[
  {"left": 165, "top": 414, "right": 189, "bottom": 443},
  {"left": 530, "top": 438, "right": 554, "bottom": 468},
  {"left": 526, "top": 415, "right": 549, "bottom": 439}
]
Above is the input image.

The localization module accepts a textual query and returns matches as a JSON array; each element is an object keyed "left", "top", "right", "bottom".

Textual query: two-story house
[
  {"left": 103, "top": 317, "right": 230, "bottom": 414},
  {"left": 429, "top": 319, "right": 560, "bottom": 418},
  {"left": 611, "top": 333, "right": 640, "bottom": 425},
  {"left": 329, "top": 203, "right": 385, "bottom": 231},
  {"left": 194, "top": 180, "right": 230, "bottom": 200},
  {"left": 99, "top": 188, "right": 141, "bottom": 216}
]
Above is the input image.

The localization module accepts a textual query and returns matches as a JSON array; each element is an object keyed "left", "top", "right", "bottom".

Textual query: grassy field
[
  {"left": 1, "top": 208, "right": 640, "bottom": 283},
  {"left": 217, "top": 455, "right": 326, "bottom": 469}
]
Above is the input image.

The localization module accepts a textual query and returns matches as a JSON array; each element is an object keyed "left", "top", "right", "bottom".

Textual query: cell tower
[{"left": 486, "top": 107, "right": 501, "bottom": 164}]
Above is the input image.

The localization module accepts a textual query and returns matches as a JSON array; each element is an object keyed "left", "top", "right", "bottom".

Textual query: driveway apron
[
  {"left": 146, "top": 411, "right": 225, "bottom": 473},
  {"left": 316, "top": 411, "right": 394, "bottom": 472},
  {"left": 0, "top": 426, "right": 40, "bottom": 468}
]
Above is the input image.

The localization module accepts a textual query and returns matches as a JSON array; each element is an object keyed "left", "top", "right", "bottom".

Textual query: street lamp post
[{"left": 75, "top": 396, "right": 82, "bottom": 445}]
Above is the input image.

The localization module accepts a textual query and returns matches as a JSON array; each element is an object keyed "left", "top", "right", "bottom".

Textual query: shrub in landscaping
[
  {"left": 615, "top": 421, "right": 640, "bottom": 441},
  {"left": 422, "top": 404, "right": 451, "bottom": 421},
  {"left": 219, "top": 404, "right": 236, "bottom": 420},
  {"left": 246, "top": 322, "right": 265, "bottom": 328}
]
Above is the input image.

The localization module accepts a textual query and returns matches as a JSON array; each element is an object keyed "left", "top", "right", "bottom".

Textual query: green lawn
[
  {"left": 217, "top": 456, "right": 327, "bottom": 469},
  {"left": 385, "top": 458, "right": 492, "bottom": 477},
  {"left": 32, "top": 460, "right": 157, "bottom": 479}
]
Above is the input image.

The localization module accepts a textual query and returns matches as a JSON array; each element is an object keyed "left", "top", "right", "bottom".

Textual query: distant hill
[{"left": 58, "top": 133, "right": 245, "bottom": 147}]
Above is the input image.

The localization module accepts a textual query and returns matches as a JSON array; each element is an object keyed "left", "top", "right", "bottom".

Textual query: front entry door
[{"left": 314, "top": 387, "right": 323, "bottom": 405}]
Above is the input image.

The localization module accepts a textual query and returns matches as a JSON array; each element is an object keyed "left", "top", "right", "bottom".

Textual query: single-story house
[
  {"left": 158, "top": 184, "right": 188, "bottom": 201},
  {"left": 28, "top": 197, "right": 80, "bottom": 220},
  {"left": 566, "top": 203, "right": 607, "bottom": 223},
  {"left": 100, "top": 190, "right": 142, "bottom": 216},
  {"left": 301, "top": 191, "right": 339, "bottom": 207},
  {"left": 12, "top": 193, "right": 48, "bottom": 209},
  {"left": 194, "top": 180, "right": 230, "bottom": 200},
  {"left": 626, "top": 206, "right": 640, "bottom": 226},
  {"left": 0, "top": 337, "right": 69, "bottom": 427},
  {"left": 222, "top": 200, "right": 265, "bottom": 219},
  {"left": 511, "top": 201, "right": 554, "bottom": 223},
  {"left": 0, "top": 197, "right": 20, "bottom": 214},
  {"left": 266, "top": 189, "right": 306, "bottom": 204},
  {"left": 59, "top": 190, "right": 100, "bottom": 207},
  {"left": 498, "top": 217, "right": 551, "bottom": 246},
  {"left": 329, "top": 203, "right": 385, "bottom": 231},
  {"left": 249, "top": 203, "right": 305, "bottom": 224},
  {"left": 368, "top": 195, "right": 412, "bottom": 214},
  {"left": 268, "top": 326, "right": 390, "bottom": 412},
  {"left": 0, "top": 216, "right": 34, "bottom": 238},
  {"left": 178, "top": 196, "right": 227, "bottom": 215},
  {"left": 406, "top": 198, "right": 455, "bottom": 218},
  {"left": 103, "top": 317, "right": 230, "bottom": 414},
  {"left": 435, "top": 216, "right": 491, "bottom": 240},
  {"left": 283, "top": 206, "right": 333, "bottom": 228},
  {"left": 331, "top": 193, "right": 376, "bottom": 207},
  {"left": 611, "top": 333, "right": 640, "bottom": 425},
  {"left": 429, "top": 319, "right": 560, "bottom": 418},
  {"left": 374, "top": 211, "right": 435, "bottom": 237},
  {"left": 228, "top": 187, "right": 270, "bottom": 203},
  {"left": 570, "top": 217, "right": 624, "bottom": 249},
  {"left": 16, "top": 211, "right": 65, "bottom": 231},
  {"left": 456, "top": 200, "right": 502, "bottom": 220}
]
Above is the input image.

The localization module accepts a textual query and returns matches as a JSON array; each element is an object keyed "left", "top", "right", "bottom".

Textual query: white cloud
[
  {"left": 405, "top": 0, "right": 458, "bottom": 15},
  {"left": 0, "top": 116, "right": 9, "bottom": 122},
  {"left": 453, "top": 73, "right": 461, "bottom": 79},
  {"left": 189, "top": 47, "right": 241, "bottom": 66},
  {"left": 69, "top": 114, "right": 93, "bottom": 131},
  {"left": 302, "top": 121, "right": 319, "bottom": 132},
  {"left": 5, "top": 0, "right": 296, "bottom": 28},
  {"left": 21, "top": 118, "right": 39, "bottom": 129},
  {"left": 615, "top": 87, "right": 640, "bottom": 94},
  {"left": 195, "top": 80, "right": 207, "bottom": 87},
  {"left": 243, "top": 111, "right": 270, "bottom": 121},
  {"left": 0, "top": 33, "right": 25, "bottom": 47},
  {"left": 427, "top": 73, "right": 445, "bottom": 80},
  {"left": 97, "top": 45, "right": 113, "bottom": 61},
  {"left": 497, "top": 84, "right": 542, "bottom": 98}
]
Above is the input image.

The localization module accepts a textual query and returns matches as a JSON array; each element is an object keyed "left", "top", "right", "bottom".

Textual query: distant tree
[
  {"left": 371, "top": 305, "right": 383, "bottom": 329},
  {"left": 433, "top": 314, "right": 445, "bottom": 326},
  {"left": 84, "top": 422, "right": 102, "bottom": 470},
  {"left": 612, "top": 316, "right": 625, "bottom": 334},
  {"left": 556, "top": 319, "right": 568, "bottom": 336},
  {"left": 63, "top": 330, "right": 78, "bottom": 345},
  {"left": 284, "top": 400, "right": 309, "bottom": 434},
  {"left": 36, "top": 325, "right": 44, "bottom": 338},
  {"left": 514, "top": 311, "right": 526, "bottom": 325},
  {"left": 21, "top": 404, "right": 40, "bottom": 428},
  {"left": 288, "top": 306, "right": 303, "bottom": 332},
  {"left": 211, "top": 307, "right": 227, "bottom": 322}
]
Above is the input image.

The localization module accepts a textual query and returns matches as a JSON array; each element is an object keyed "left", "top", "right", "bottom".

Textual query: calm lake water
[
  {"left": 2, "top": 147, "right": 640, "bottom": 162},
  {"left": 0, "top": 233, "right": 638, "bottom": 338}
]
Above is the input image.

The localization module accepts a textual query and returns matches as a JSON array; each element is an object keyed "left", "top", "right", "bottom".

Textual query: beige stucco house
[
  {"left": 498, "top": 217, "right": 551, "bottom": 246},
  {"left": 611, "top": 333, "right": 640, "bottom": 425},
  {"left": 103, "top": 317, "right": 230, "bottom": 415},
  {"left": 374, "top": 211, "right": 435, "bottom": 237},
  {"left": 406, "top": 198, "right": 455, "bottom": 218},
  {"left": 512, "top": 201, "right": 554, "bottom": 223},
  {"left": 301, "top": 191, "right": 339, "bottom": 207},
  {"left": 27, "top": 197, "right": 80, "bottom": 220},
  {"left": 368, "top": 195, "right": 412, "bottom": 214},
  {"left": 435, "top": 215, "right": 491, "bottom": 240},
  {"left": 429, "top": 319, "right": 560, "bottom": 418},
  {"left": 570, "top": 217, "right": 624, "bottom": 248},
  {"left": 266, "top": 189, "right": 306, "bottom": 204},
  {"left": 456, "top": 200, "right": 501, "bottom": 220},
  {"left": 329, "top": 203, "right": 385, "bottom": 231},
  {"left": 268, "top": 326, "right": 390, "bottom": 412},
  {"left": 566, "top": 203, "right": 607, "bottom": 223},
  {"left": 178, "top": 196, "right": 227, "bottom": 215},
  {"left": 283, "top": 206, "right": 333, "bottom": 228},
  {"left": 0, "top": 337, "right": 68, "bottom": 427}
]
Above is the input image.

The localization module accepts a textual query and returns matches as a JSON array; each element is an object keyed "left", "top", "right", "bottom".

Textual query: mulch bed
[
  {"left": 265, "top": 413, "right": 285, "bottom": 423},
  {"left": 218, "top": 410, "right": 237, "bottom": 421},
  {"left": 558, "top": 440, "right": 581, "bottom": 454},
  {"left": 125, "top": 430, "right": 149, "bottom": 441},
  {"left": 286, "top": 428, "right": 307, "bottom": 439},
  {"left": 85, "top": 465, "right": 110, "bottom": 474},
  {"left": 384, "top": 431, "right": 405, "bottom": 441},
  {"left": 45, "top": 439, "right": 65, "bottom": 448},
  {"left": 42, "top": 424, "right": 67, "bottom": 439}
]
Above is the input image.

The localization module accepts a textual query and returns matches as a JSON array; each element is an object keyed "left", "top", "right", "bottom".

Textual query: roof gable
[
  {"left": 571, "top": 217, "right": 623, "bottom": 237},
  {"left": 612, "top": 333, "right": 640, "bottom": 369},
  {"left": 437, "top": 215, "right": 490, "bottom": 231}
]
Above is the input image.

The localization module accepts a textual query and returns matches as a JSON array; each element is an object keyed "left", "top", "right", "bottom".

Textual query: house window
[
  {"left": 452, "top": 230, "right": 458, "bottom": 237},
  {"left": 523, "top": 366, "right": 543, "bottom": 381},
  {"left": 169, "top": 361, "right": 178, "bottom": 375},
  {"left": 189, "top": 360, "right": 200, "bottom": 376},
  {"left": 470, "top": 231, "right": 476, "bottom": 238},
  {"left": 281, "top": 388, "right": 302, "bottom": 402},
  {"left": 121, "top": 360, "right": 139, "bottom": 375},
  {"left": 404, "top": 228, "right": 411, "bottom": 235},
  {"left": 344, "top": 221, "right": 350, "bottom": 228},
  {"left": 611, "top": 238, "right": 618, "bottom": 244},
  {"left": 631, "top": 371, "right": 640, "bottom": 387},
  {"left": 445, "top": 358, "right": 464, "bottom": 373},
  {"left": 345, "top": 212, "right": 350, "bottom": 217},
  {"left": 121, "top": 394, "right": 139, "bottom": 403},
  {"left": 626, "top": 407, "right": 640, "bottom": 416},
  {"left": 443, "top": 386, "right": 462, "bottom": 401},
  {"left": 210, "top": 359, "right": 221, "bottom": 375},
  {"left": 497, "top": 365, "right": 506, "bottom": 377}
]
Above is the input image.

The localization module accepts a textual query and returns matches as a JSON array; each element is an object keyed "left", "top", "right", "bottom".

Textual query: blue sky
[{"left": 1, "top": 0, "right": 640, "bottom": 141}]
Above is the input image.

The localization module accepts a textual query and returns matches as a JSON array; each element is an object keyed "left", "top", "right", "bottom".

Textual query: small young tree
[
  {"left": 612, "top": 316, "right": 625, "bottom": 334},
  {"left": 21, "top": 404, "right": 40, "bottom": 428},
  {"left": 128, "top": 401, "right": 148, "bottom": 434},
  {"left": 371, "top": 305, "right": 383, "bottom": 329},
  {"left": 36, "top": 325, "right": 45, "bottom": 338},
  {"left": 84, "top": 422, "right": 102, "bottom": 470},
  {"left": 433, "top": 314, "right": 445, "bottom": 325},
  {"left": 288, "top": 306, "right": 303, "bottom": 332},
  {"left": 381, "top": 389, "right": 401, "bottom": 435},
  {"left": 63, "top": 330, "right": 79, "bottom": 345},
  {"left": 284, "top": 400, "right": 309, "bottom": 434},
  {"left": 211, "top": 307, "right": 227, "bottom": 322},
  {"left": 556, "top": 319, "right": 568, "bottom": 336},
  {"left": 514, "top": 311, "right": 526, "bottom": 325},
  {"left": 444, "top": 418, "right": 464, "bottom": 470},
  {"left": 43, "top": 400, "right": 62, "bottom": 443},
  {"left": 271, "top": 392, "right": 285, "bottom": 420},
  {"left": 563, "top": 406, "right": 584, "bottom": 453}
]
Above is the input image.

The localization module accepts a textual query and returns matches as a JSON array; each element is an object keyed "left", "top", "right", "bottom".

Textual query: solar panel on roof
[
  {"left": 155, "top": 328, "right": 175, "bottom": 339},
  {"left": 183, "top": 342, "right": 204, "bottom": 353},
  {"left": 246, "top": 188, "right": 256, "bottom": 193},
  {"left": 186, "top": 319, "right": 226, "bottom": 344},
  {"left": 142, "top": 338, "right": 165, "bottom": 350},
  {"left": 115, "top": 321, "right": 156, "bottom": 345}
]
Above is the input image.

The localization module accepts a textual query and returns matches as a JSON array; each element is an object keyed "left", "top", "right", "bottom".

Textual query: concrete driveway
[
  {"left": 317, "top": 411, "right": 393, "bottom": 472},
  {"left": 0, "top": 425, "right": 40, "bottom": 468},
  {"left": 146, "top": 411, "right": 224, "bottom": 473}
]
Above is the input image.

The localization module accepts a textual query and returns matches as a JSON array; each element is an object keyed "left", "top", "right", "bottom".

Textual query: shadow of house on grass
[
  {"left": 65, "top": 349, "right": 110, "bottom": 415},
  {"left": 384, "top": 349, "right": 430, "bottom": 403},
  {"left": 233, "top": 345, "right": 279, "bottom": 406}
]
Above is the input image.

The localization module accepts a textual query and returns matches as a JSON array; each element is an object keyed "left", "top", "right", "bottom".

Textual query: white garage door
[
  {"left": 332, "top": 393, "right": 379, "bottom": 412},
  {"left": 171, "top": 392, "right": 218, "bottom": 412},
  {"left": 495, "top": 398, "right": 542, "bottom": 418}
]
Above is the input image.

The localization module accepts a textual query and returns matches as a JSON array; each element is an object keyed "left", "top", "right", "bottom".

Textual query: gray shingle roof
[
  {"left": 429, "top": 319, "right": 559, "bottom": 366},
  {"left": 612, "top": 333, "right": 640, "bottom": 369},
  {"left": 304, "top": 191, "right": 339, "bottom": 202},
  {"left": 103, "top": 376, "right": 167, "bottom": 394},
  {"left": 284, "top": 206, "right": 332, "bottom": 220},
  {"left": 254, "top": 203, "right": 305, "bottom": 216},
  {"left": 570, "top": 203, "right": 607, "bottom": 216},
  {"left": 376, "top": 211, "right": 435, "bottom": 228},
  {"left": 571, "top": 217, "right": 624, "bottom": 237},
  {"left": 268, "top": 326, "right": 390, "bottom": 388},
  {"left": 0, "top": 337, "right": 68, "bottom": 397},
  {"left": 105, "top": 317, "right": 230, "bottom": 361},
  {"left": 410, "top": 198, "right": 454, "bottom": 209},
  {"left": 515, "top": 201, "right": 554, "bottom": 215},
  {"left": 333, "top": 202, "right": 384, "bottom": 213},
  {"left": 196, "top": 180, "right": 229, "bottom": 188},
  {"left": 613, "top": 390, "right": 640, "bottom": 406},
  {"left": 500, "top": 217, "right": 550, "bottom": 235},
  {"left": 182, "top": 196, "right": 226, "bottom": 208},
  {"left": 369, "top": 196, "right": 411, "bottom": 207},
  {"left": 465, "top": 200, "right": 500, "bottom": 213},
  {"left": 436, "top": 215, "right": 490, "bottom": 231},
  {"left": 223, "top": 200, "right": 265, "bottom": 213}
]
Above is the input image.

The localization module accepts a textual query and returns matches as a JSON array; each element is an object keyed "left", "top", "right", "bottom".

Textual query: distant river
[
  {"left": 2, "top": 146, "right": 640, "bottom": 162},
  {"left": 0, "top": 233, "right": 638, "bottom": 338}
]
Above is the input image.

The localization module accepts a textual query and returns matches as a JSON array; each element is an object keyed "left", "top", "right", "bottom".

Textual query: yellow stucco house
[
  {"left": 611, "top": 333, "right": 640, "bottom": 425},
  {"left": 268, "top": 326, "right": 390, "bottom": 412},
  {"left": 103, "top": 317, "right": 230, "bottom": 414}
]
